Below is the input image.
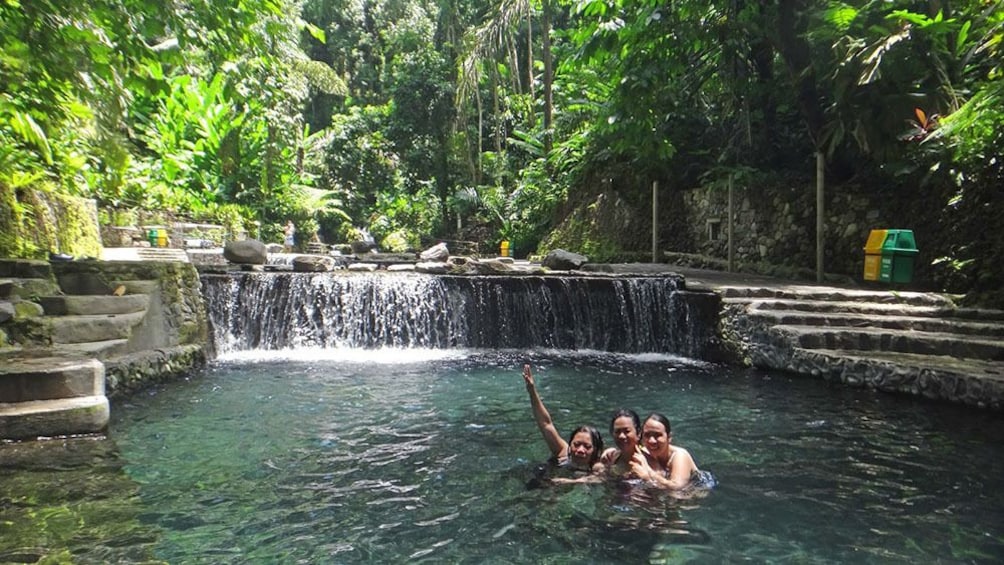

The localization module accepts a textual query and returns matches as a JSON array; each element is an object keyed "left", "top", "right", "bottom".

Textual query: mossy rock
[
  {"left": 0, "top": 185, "right": 101, "bottom": 260},
  {"left": 539, "top": 193, "right": 642, "bottom": 262}
]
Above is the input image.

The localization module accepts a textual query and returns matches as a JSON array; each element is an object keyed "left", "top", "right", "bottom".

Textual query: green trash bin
[{"left": 878, "top": 229, "right": 918, "bottom": 284}]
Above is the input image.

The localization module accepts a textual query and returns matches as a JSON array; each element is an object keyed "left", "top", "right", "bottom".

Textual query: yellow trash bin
[
  {"left": 863, "top": 229, "right": 887, "bottom": 281},
  {"left": 500, "top": 240, "right": 510, "bottom": 257}
]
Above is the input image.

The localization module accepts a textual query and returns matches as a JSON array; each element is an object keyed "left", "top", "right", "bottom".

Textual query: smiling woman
[
  {"left": 630, "top": 413, "right": 701, "bottom": 490},
  {"left": 522, "top": 364, "right": 604, "bottom": 480}
]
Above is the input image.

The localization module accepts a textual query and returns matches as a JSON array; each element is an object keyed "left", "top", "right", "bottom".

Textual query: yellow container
[
  {"left": 862, "top": 229, "right": 887, "bottom": 281},
  {"left": 156, "top": 229, "right": 168, "bottom": 248},
  {"left": 500, "top": 240, "right": 510, "bottom": 257}
]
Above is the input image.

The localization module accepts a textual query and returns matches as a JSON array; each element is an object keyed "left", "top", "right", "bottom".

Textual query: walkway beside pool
[{"left": 586, "top": 263, "right": 1004, "bottom": 410}]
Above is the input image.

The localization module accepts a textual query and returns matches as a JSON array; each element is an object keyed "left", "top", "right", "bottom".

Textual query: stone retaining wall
[
  {"left": 103, "top": 344, "right": 206, "bottom": 399},
  {"left": 671, "top": 182, "right": 883, "bottom": 279}
]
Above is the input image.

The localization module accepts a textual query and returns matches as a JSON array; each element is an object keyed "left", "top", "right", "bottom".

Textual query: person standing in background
[{"left": 283, "top": 220, "right": 296, "bottom": 252}]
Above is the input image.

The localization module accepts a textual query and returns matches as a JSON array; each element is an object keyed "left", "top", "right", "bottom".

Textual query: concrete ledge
[
  {"left": 788, "top": 348, "right": 1004, "bottom": 410},
  {"left": 38, "top": 294, "right": 150, "bottom": 316},
  {"left": 0, "top": 395, "right": 109, "bottom": 440},
  {"left": 0, "top": 357, "right": 104, "bottom": 402}
]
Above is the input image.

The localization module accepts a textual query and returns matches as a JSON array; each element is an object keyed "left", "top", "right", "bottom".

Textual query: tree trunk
[
  {"left": 542, "top": 0, "right": 553, "bottom": 154},
  {"left": 775, "top": 0, "right": 824, "bottom": 147}
]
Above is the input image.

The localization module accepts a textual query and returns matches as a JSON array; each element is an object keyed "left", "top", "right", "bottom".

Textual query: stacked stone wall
[{"left": 668, "top": 181, "right": 941, "bottom": 286}]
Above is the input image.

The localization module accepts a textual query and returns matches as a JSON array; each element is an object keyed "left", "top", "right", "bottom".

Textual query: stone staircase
[
  {"left": 0, "top": 260, "right": 152, "bottom": 439},
  {"left": 0, "top": 357, "right": 109, "bottom": 439},
  {"left": 720, "top": 286, "right": 1004, "bottom": 409}
]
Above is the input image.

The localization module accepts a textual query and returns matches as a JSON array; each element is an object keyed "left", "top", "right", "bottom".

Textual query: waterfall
[{"left": 200, "top": 272, "right": 718, "bottom": 358}]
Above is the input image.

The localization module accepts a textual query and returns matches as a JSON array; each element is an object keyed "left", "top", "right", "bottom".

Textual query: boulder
[
  {"left": 542, "top": 249, "right": 588, "bottom": 271},
  {"left": 420, "top": 242, "right": 450, "bottom": 262},
  {"left": 350, "top": 240, "right": 379, "bottom": 255},
  {"left": 265, "top": 243, "right": 284, "bottom": 254},
  {"left": 224, "top": 239, "right": 267, "bottom": 264},
  {"left": 292, "top": 255, "right": 334, "bottom": 272}
]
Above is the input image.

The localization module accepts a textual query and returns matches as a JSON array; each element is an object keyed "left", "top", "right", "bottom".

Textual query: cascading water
[{"left": 200, "top": 272, "right": 718, "bottom": 358}]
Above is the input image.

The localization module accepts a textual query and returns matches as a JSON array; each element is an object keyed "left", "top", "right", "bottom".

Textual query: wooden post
[
  {"left": 651, "top": 181, "right": 659, "bottom": 263},
  {"left": 728, "top": 176, "right": 735, "bottom": 272},
  {"left": 816, "top": 151, "right": 825, "bottom": 283}
]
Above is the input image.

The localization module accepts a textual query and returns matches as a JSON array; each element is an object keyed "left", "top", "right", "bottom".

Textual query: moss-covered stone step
[
  {"left": 48, "top": 312, "right": 147, "bottom": 344},
  {"left": 49, "top": 339, "right": 131, "bottom": 360},
  {"left": 0, "top": 357, "right": 104, "bottom": 403},
  {"left": 37, "top": 294, "right": 149, "bottom": 316},
  {"left": 0, "top": 395, "right": 108, "bottom": 440}
]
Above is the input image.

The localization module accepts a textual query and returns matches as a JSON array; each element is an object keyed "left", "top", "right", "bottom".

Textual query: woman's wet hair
[
  {"left": 643, "top": 412, "right": 672, "bottom": 435},
  {"left": 609, "top": 408, "right": 641, "bottom": 435},
  {"left": 567, "top": 425, "right": 604, "bottom": 464}
]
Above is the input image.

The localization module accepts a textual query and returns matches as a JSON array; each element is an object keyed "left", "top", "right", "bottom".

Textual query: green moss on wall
[
  {"left": 0, "top": 182, "right": 101, "bottom": 259},
  {"left": 539, "top": 193, "right": 641, "bottom": 262}
]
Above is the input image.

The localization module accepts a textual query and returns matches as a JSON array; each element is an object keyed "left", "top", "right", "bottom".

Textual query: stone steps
[
  {"left": 724, "top": 285, "right": 1004, "bottom": 409},
  {"left": 774, "top": 325, "right": 1004, "bottom": 361},
  {"left": 0, "top": 357, "right": 109, "bottom": 439},
  {"left": 732, "top": 297, "right": 1004, "bottom": 322},
  {"left": 749, "top": 309, "right": 1004, "bottom": 337},
  {"left": 1, "top": 261, "right": 155, "bottom": 439},
  {"left": 717, "top": 285, "right": 955, "bottom": 307}
]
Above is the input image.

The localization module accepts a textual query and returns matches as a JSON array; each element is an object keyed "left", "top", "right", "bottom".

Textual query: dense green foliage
[{"left": 1, "top": 0, "right": 1001, "bottom": 293}]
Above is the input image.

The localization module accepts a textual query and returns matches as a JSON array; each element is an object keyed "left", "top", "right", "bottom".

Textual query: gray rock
[
  {"left": 224, "top": 239, "right": 267, "bottom": 264},
  {"left": 350, "top": 240, "right": 378, "bottom": 255},
  {"left": 348, "top": 263, "right": 378, "bottom": 272},
  {"left": 292, "top": 255, "right": 334, "bottom": 272},
  {"left": 415, "top": 262, "right": 449, "bottom": 274},
  {"left": 13, "top": 300, "right": 44, "bottom": 320},
  {"left": 542, "top": 249, "right": 588, "bottom": 271},
  {"left": 0, "top": 300, "right": 14, "bottom": 324},
  {"left": 471, "top": 259, "right": 515, "bottom": 274},
  {"left": 265, "top": 243, "right": 284, "bottom": 253},
  {"left": 420, "top": 242, "right": 450, "bottom": 262},
  {"left": 387, "top": 264, "right": 416, "bottom": 272}
]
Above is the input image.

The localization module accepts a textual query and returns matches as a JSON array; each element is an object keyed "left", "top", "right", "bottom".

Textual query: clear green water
[{"left": 2, "top": 349, "right": 1003, "bottom": 563}]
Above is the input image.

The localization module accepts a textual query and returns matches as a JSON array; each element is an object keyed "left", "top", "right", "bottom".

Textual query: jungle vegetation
[{"left": 1, "top": 0, "right": 1001, "bottom": 291}]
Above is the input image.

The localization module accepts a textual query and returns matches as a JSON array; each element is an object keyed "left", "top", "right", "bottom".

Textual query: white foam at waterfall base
[
  {"left": 213, "top": 346, "right": 712, "bottom": 368},
  {"left": 215, "top": 346, "right": 474, "bottom": 364}
]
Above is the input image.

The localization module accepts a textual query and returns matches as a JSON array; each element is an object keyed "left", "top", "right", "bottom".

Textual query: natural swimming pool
[{"left": 2, "top": 349, "right": 1003, "bottom": 563}]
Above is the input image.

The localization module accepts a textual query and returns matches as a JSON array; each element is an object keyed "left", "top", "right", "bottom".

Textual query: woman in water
[
  {"left": 630, "top": 412, "right": 701, "bottom": 490},
  {"left": 600, "top": 408, "right": 642, "bottom": 475},
  {"left": 522, "top": 364, "right": 604, "bottom": 479}
]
